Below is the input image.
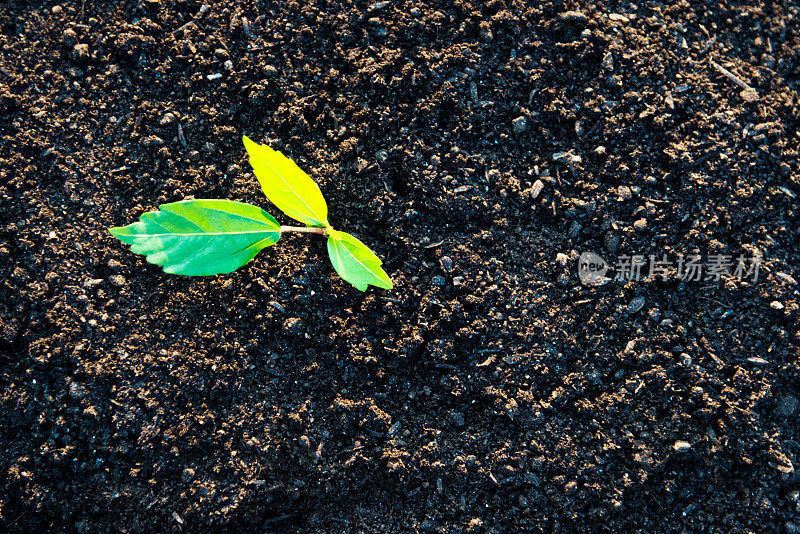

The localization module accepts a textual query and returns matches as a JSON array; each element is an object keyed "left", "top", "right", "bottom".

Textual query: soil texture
[{"left": 1, "top": 0, "right": 800, "bottom": 532}]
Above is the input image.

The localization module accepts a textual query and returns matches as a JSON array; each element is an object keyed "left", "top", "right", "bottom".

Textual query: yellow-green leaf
[
  {"left": 109, "top": 199, "right": 281, "bottom": 276},
  {"left": 242, "top": 135, "right": 329, "bottom": 227},
  {"left": 326, "top": 230, "right": 392, "bottom": 291}
]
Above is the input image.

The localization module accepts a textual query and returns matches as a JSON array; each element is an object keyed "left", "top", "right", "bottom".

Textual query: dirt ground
[{"left": 1, "top": 0, "right": 799, "bottom": 532}]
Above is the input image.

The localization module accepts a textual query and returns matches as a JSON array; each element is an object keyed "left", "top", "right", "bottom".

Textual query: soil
[{"left": 1, "top": 0, "right": 799, "bottom": 532}]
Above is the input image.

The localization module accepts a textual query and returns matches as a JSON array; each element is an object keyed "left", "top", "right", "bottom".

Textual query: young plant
[{"left": 109, "top": 136, "right": 392, "bottom": 291}]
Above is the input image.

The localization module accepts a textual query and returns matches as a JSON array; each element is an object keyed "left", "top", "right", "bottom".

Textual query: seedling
[{"left": 109, "top": 136, "right": 392, "bottom": 291}]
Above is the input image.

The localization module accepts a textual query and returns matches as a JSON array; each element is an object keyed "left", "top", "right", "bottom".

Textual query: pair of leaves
[
  {"left": 242, "top": 136, "right": 390, "bottom": 290},
  {"left": 109, "top": 137, "right": 392, "bottom": 291}
]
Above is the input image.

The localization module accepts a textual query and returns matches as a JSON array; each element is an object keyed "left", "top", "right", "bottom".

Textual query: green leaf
[
  {"left": 326, "top": 230, "right": 392, "bottom": 291},
  {"left": 109, "top": 199, "right": 281, "bottom": 276},
  {"left": 242, "top": 135, "right": 329, "bottom": 227}
]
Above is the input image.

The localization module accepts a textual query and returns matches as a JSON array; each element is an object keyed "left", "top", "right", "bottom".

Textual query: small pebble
[
  {"left": 569, "top": 220, "right": 582, "bottom": 239},
  {"left": 602, "top": 52, "right": 614, "bottom": 72},
  {"left": 552, "top": 151, "right": 582, "bottom": 164},
  {"left": 439, "top": 256, "right": 453, "bottom": 273},
  {"left": 529, "top": 179, "right": 544, "bottom": 199},
  {"left": 182, "top": 468, "right": 195, "bottom": 482},
  {"left": 282, "top": 317, "right": 302, "bottom": 335},
  {"left": 604, "top": 233, "right": 620, "bottom": 254},
  {"left": 512, "top": 116, "right": 528, "bottom": 134},
  {"left": 387, "top": 421, "right": 402, "bottom": 437},
  {"left": 72, "top": 43, "right": 89, "bottom": 60},
  {"left": 559, "top": 11, "right": 587, "bottom": 23},
  {"left": 69, "top": 382, "right": 88, "bottom": 400},
  {"left": 775, "top": 395, "right": 799, "bottom": 418},
  {"left": 62, "top": 28, "right": 78, "bottom": 47},
  {"left": 109, "top": 274, "right": 127, "bottom": 287},
  {"left": 770, "top": 301, "right": 784, "bottom": 310},
  {"left": 159, "top": 112, "right": 176, "bottom": 127},
  {"left": 740, "top": 89, "right": 758, "bottom": 103},
  {"left": 673, "top": 441, "right": 691, "bottom": 453},
  {"left": 368, "top": 1, "right": 390, "bottom": 11},
  {"left": 262, "top": 65, "right": 278, "bottom": 77},
  {"left": 479, "top": 21, "right": 493, "bottom": 42},
  {"left": 451, "top": 411, "right": 465, "bottom": 427},
  {"left": 142, "top": 135, "right": 164, "bottom": 148},
  {"left": 627, "top": 297, "right": 645, "bottom": 314},
  {"left": 432, "top": 275, "right": 446, "bottom": 287}
]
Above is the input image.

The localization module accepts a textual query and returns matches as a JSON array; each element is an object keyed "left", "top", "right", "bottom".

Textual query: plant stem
[{"left": 280, "top": 225, "right": 328, "bottom": 235}]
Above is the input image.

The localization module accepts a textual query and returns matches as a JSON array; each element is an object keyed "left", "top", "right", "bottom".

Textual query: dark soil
[{"left": 2, "top": 0, "right": 800, "bottom": 532}]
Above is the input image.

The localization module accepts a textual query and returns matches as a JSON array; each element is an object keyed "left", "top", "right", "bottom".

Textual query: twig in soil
[
  {"left": 6, "top": 511, "right": 26, "bottom": 528},
  {"left": 710, "top": 59, "right": 756, "bottom": 93},
  {"left": 177, "top": 123, "right": 187, "bottom": 148},
  {"left": 362, "top": 427, "right": 384, "bottom": 437},
  {"left": 262, "top": 515, "right": 291, "bottom": 524},
  {"left": 172, "top": 4, "right": 211, "bottom": 35},
  {"left": 696, "top": 295, "right": 727, "bottom": 307}
]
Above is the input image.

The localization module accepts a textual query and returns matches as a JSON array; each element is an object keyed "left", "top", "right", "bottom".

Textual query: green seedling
[{"left": 109, "top": 136, "right": 392, "bottom": 291}]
